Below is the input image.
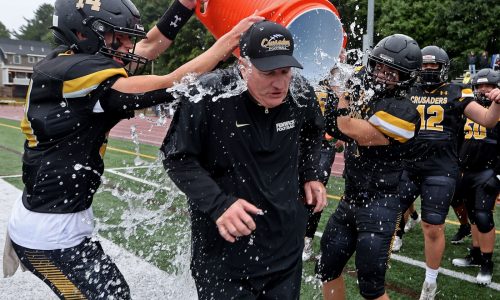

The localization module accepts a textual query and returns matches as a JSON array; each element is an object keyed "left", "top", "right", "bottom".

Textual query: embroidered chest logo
[{"left": 276, "top": 120, "right": 295, "bottom": 132}]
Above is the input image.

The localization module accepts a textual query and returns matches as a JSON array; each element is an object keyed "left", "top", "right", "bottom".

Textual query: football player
[
  {"left": 4, "top": 0, "right": 262, "bottom": 298},
  {"left": 399, "top": 46, "right": 500, "bottom": 299},
  {"left": 316, "top": 34, "right": 422, "bottom": 300},
  {"left": 452, "top": 68, "right": 500, "bottom": 285}
]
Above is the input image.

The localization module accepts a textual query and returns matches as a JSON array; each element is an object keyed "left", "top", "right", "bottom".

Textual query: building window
[
  {"left": 28, "top": 56, "right": 36, "bottom": 64},
  {"left": 13, "top": 55, "right": 21, "bottom": 64}
]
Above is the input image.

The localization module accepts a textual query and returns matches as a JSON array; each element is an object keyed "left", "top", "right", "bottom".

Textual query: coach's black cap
[{"left": 239, "top": 20, "right": 303, "bottom": 72}]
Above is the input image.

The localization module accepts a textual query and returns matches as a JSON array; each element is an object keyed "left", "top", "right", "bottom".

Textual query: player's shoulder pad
[{"left": 51, "top": 54, "right": 127, "bottom": 99}]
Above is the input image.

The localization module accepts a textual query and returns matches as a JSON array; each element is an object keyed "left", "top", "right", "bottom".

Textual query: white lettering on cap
[{"left": 261, "top": 34, "right": 291, "bottom": 52}]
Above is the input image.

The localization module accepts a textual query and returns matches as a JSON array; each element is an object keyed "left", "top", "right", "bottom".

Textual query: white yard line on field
[{"left": 104, "top": 168, "right": 171, "bottom": 191}]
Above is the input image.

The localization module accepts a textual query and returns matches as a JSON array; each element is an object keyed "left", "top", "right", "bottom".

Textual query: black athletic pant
[
  {"left": 316, "top": 193, "right": 400, "bottom": 299},
  {"left": 12, "top": 238, "right": 130, "bottom": 300}
]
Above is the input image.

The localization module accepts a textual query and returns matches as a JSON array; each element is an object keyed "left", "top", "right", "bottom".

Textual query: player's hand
[
  {"left": 220, "top": 13, "right": 265, "bottom": 52},
  {"left": 486, "top": 88, "right": 500, "bottom": 104},
  {"left": 303, "top": 181, "right": 327, "bottom": 213},
  {"left": 216, "top": 199, "right": 262, "bottom": 243}
]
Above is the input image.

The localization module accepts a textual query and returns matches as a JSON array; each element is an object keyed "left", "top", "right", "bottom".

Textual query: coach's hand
[
  {"left": 304, "top": 181, "right": 327, "bottom": 213},
  {"left": 216, "top": 199, "right": 262, "bottom": 243}
]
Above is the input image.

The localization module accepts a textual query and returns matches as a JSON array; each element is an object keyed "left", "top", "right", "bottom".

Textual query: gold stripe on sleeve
[
  {"left": 63, "top": 68, "right": 127, "bottom": 98},
  {"left": 369, "top": 111, "right": 416, "bottom": 143}
]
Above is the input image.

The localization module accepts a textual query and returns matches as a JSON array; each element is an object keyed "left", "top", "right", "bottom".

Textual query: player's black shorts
[
  {"left": 12, "top": 237, "right": 130, "bottom": 300},
  {"left": 399, "top": 170, "right": 456, "bottom": 225},
  {"left": 456, "top": 169, "right": 498, "bottom": 223},
  {"left": 316, "top": 193, "right": 400, "bottom": 299},
  {"left": 192, "top": 260, "right": 302, "bottom": 300}
]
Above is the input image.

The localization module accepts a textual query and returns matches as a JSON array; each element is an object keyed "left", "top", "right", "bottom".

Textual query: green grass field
[{"left": 1, "top": 116, "right": 499, "bottom": 299}]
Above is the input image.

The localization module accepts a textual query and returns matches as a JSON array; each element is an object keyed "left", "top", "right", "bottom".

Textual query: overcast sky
[{"left": 0, "top": 0, "right": 53, "bottom": 33}]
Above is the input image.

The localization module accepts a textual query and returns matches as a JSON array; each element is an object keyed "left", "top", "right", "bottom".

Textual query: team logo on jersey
[{"left": 276, "top": 120, "right": 295, "bottom": 132}]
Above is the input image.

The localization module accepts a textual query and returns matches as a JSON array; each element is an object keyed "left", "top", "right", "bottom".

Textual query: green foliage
[
  {"left": 330, "top": 0, "right": 369, "bottom": 50},
  {"left": 0, "top": 22, "right": 11, "bottom": 38},
  {"left": 13, "top": 4, "right": 54, "bottom": 42}
]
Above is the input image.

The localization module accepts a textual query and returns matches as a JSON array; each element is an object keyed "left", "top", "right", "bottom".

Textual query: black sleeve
[
  {"left": 324, "top": 91, "right": 353, "bottom": 143},
  {"left": 95, "top": 76, "right": 176, "bottom": 114},
  {"left": 299, "top": 86, "right": 325, "bottom": 184},
  {"left": 161, "top": 98, "right": 237, "bottom": 221}
]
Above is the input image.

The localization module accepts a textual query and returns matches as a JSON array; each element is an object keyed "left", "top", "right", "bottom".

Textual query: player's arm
[
  {"left": 464, "top": 99, "right": 500, "bottom": 128},
  {"left": 336, "top": 92, "right": 390, "bottom": 146},
  {"left": 135, "top": 0, "right": 198, "bottom": 60},
  {"left": 112, "top": 14, "right": 264, "bottom": 93}
]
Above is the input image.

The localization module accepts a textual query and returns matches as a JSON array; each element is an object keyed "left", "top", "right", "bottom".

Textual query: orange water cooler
[{"left": 196, "top": 0, "right": 346, "bottom": 83}]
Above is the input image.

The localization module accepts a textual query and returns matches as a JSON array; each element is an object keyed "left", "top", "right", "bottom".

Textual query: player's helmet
[
  {"left": 471, "top": 68, "right": 500, "bottom": 104},
  {"left": 52, "top": 0, "right": 148, "bottom": 75},
  {"left": 366, "top": 34, "right": 422, "bottom": 89},
  {"left": 420, "top": 46, "right": 450, "bottom": 85}
]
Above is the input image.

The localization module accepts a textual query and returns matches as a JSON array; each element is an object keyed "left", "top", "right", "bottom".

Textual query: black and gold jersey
[
  {"left": 344, "top": 94, "right": 420, "bottom": 195},
  {"left": 405, "top": 83, "right": 474, "bottom": 176},
  {"left": 21, "top": 46, "right": 132, "bottom": 213},
  {"left": 459, "top": 119, "right": 499, "bottom": 172}
]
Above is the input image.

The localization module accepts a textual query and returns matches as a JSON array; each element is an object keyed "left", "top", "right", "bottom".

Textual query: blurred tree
[
  {"left": 376, "top": 0, "right": 499, "bottom": 78},
  {"left": 330, "top": 0, "right": 368, "bottom": 51},
  {"left": 0, "top": 22, "right": 10, "bottom": 38},
  {"left": 14, "top": 4, "right": 54, "bottom": 45}
]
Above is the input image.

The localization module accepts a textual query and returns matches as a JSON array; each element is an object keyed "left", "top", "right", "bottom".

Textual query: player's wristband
[{"left": 156, "top": 0, "right": 194, "bottom": 40}]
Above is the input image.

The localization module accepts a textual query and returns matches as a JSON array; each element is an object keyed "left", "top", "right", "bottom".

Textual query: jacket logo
[
  {"left": 276, "top": 120, "right": 295, "bottom": 132},
  {"left": 236, "top": 121, "right": 250, "bottom": 128}
]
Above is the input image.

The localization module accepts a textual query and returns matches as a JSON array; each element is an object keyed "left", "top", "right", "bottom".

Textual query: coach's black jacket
[{"left": 162, "top": 66, "right": 324, "bottom": 278}]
